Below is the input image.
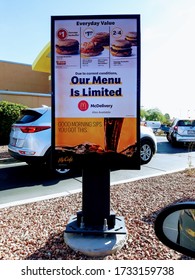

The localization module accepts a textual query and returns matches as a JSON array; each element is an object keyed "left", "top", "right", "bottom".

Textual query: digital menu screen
[{"left": 51, "top": 14, "right": 140, "bottom": 170}]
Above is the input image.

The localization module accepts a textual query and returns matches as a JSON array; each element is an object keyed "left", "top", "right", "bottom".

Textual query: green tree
[
  {"left": 140, "top": 107, "right": 171, "bottom": 124},
  {"left": 164, "top": 113, "right": 171, "bottom": 125},
  {"left": 145, "top": 108, "right": 165, "bottom": 122},
  {"left": 140, "top": 108, "right": 147, "bottom": 120},
  {"left": 0, "top": 101, "right": 27, "bottom": 144}
]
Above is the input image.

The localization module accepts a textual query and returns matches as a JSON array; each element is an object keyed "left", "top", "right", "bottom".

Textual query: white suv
[{"left": 8, "top": 106, "right": 157, "bottom": 174}]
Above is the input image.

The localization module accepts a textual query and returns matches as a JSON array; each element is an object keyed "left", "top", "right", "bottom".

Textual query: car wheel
[
  {"left": 170, "top": 134, "right": 178, "bottom": 146},
  {"left": 44, "top": 148, "right": 70, "bottom": 175},
  {"left": 55, "top": 168, "right": 70, "bottom": 175},
  {"left": 140, "top": 140, "right": 153, "bottom": 164},
  {"left": 166, "top": 133, "right": 171, "bottom": 142}
]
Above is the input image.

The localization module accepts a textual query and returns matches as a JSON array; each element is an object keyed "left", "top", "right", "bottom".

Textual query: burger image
[
  {"left": 125, "top": 32, "right": 137, "bottom": 46},
  {"left": 55, "top": 39, "right": 79, "bottom": 55},
  {"left": 110, "top": 39, "right": 132, "bottom": 57},
  {"left": 81, "top": 41, "right": 104, "bottom": 57},
  {"left": 91, "top": 32, "right": 110, "bottom": 47}
]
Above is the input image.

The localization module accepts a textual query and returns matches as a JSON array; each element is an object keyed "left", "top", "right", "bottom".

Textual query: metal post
[
  {"left": 81, "top": 167, "right": 111, "bottom": 227},
  {"left": 64, "top": 166, "right": 127, "bottom": 256},
  {"left": 65, "top": 167, "right": 126, "bottom": 234}
]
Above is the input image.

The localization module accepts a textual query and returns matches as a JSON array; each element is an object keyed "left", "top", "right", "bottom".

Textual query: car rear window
[
  {"left": 177, "top": 120, "right": 195, "bottom": 126},
  {"left": 16, "top": 110, "right": 42, "bottom": 124}
]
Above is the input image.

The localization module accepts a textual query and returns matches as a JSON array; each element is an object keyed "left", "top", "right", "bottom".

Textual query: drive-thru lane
[{"left": 0, "top": 136, "right": 195, "bottom": 208}]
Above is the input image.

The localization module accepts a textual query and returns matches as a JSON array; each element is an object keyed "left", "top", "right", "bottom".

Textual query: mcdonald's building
[{"left": 0, "top": 42, "right": 51, "bottom": 107}]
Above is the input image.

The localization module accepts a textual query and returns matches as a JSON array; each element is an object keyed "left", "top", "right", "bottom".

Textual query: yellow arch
[{"left": 32, "top": 42, "right": 51, "bottom": 73}]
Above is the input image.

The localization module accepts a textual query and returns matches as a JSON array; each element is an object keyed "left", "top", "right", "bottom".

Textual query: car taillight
[
  {"left": 14, "top": 126, "right": 51, "bottom": 133},
  {"left": 173, "top": 125, "right": 178, "bottom": 131}
]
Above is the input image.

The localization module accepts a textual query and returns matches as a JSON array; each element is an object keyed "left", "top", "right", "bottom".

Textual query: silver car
[
  {"left": 167, "top": 118, "right": 195, "bottom": 145},
  {"left": 8, "top": 106, "right": 157, "bottom": 173}
]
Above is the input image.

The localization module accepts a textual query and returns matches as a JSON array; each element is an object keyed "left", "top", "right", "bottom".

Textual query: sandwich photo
[
  {"left": 55, "top": 39, "right": 79, "bottom": 55},
  {"left": 81, "top": 41, "right": 104, "bottom": 57},
  {"left": 125, "top": 32, "right": 137, "bottom": 46},
  {"left": 110, "top": 39, "right": 132, "bottom": 57},
  {"left": 91, "top": 32, "right": 110, "bottom": 47}
]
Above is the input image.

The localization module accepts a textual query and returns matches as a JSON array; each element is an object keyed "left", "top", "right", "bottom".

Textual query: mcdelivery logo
[{"left": 78, "top": 100, "right": 89, "bottom": 111}]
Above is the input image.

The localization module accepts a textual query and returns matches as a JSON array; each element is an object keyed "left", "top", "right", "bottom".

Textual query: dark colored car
[{"left": 160, "top": 124, "right": 169, "bottom": 134}]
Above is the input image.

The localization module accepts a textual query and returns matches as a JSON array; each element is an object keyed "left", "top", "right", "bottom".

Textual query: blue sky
[{"left": 1, "top": 0, "right": 195, "bottom": 118}]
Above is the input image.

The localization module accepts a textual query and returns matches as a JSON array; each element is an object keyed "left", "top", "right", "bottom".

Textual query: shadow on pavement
[
  {"left": 0, "top": 164, "right": 82, "bottom": 191},
  {"left": 157, "top": 141, "right": 195, "bottom": 154}
]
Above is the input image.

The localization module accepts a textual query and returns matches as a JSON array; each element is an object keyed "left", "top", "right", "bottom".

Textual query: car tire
[
  {"left": 140, "top": 139, "right": 153, "bottom": 164},
  {"left": 45, "top": 149, "right": 70, "bottom": 175},
  {"left": 166, "top": 133, "right": 171, "bottom": 142},
  {"left": 170, "top": 134, "right": 178, "bottom": 146},
  {"left": 54, "top": 168, "right": 70, "bottom": 175}
]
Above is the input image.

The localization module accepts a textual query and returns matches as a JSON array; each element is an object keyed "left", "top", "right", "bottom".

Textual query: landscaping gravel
[
  {"left": 0, "top": 167, "right": 195, "bottom": 260},
  {"left": 0, "top": 145, "right": 11, "bottom": 159}
]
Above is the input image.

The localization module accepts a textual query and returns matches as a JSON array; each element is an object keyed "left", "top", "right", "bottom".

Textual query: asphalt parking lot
[{"left": 0, "top": 136, "right": 195, "bottom": 208}]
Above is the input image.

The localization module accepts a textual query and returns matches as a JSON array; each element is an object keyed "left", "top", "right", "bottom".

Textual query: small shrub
[{"left": 0, "top": 101, "right": 27, "bottom": 145}]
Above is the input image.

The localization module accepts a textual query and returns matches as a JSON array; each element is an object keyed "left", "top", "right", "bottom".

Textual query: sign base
[{"left": 65, "top": 214, "right": 127, "bottom": 235}]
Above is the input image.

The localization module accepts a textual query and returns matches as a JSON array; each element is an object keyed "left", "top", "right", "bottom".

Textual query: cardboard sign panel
[{"left": 51, "top": 15, "right": 140, "bottom": 170}]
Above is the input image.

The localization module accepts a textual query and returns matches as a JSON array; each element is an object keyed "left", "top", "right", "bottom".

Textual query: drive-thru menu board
[{"left": 51, "top": 15, "right": 140, "bottom": 170}]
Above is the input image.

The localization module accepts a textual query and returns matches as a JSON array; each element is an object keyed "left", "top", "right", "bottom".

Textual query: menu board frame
[{"left": 51, "top": 14, "right": 141, "bottom": 170}]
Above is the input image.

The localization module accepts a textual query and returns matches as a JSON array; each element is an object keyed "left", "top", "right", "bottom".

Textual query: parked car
[
  {"left": 160, "top": 124, "right": 170, "bottom": 134},
  {"left": 140, "top": 125, "right": 157, "bottom": 164},
  {"left": 142, "top": 120, "right": 161, "bottom": 134},
  {"left": 167, "top": 118, "right": 195, "bottom": 145},
  {"left": 8, "top": 106, "right": 157, "bottom": 174}
]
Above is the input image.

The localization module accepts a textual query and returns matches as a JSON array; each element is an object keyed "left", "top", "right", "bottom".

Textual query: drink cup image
[{"left": 104, "top": 118, "right": 124, "bottom": 152}]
